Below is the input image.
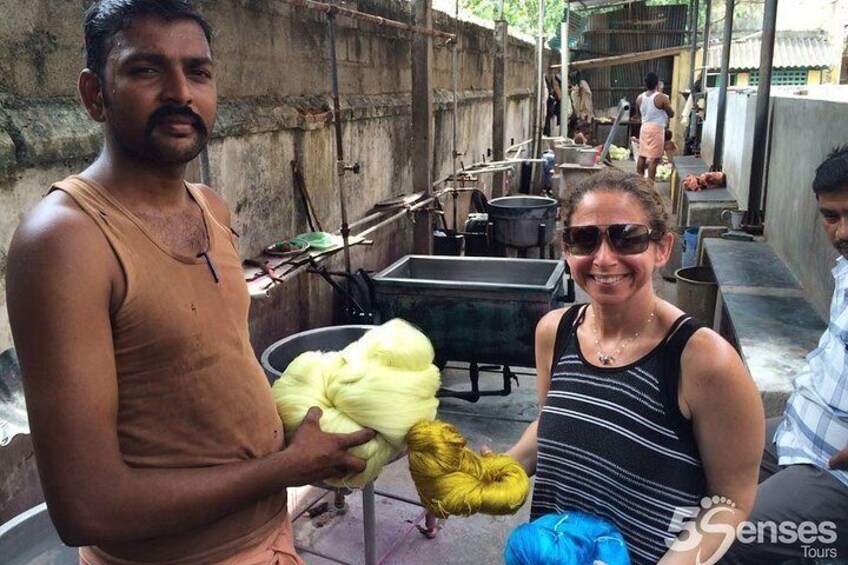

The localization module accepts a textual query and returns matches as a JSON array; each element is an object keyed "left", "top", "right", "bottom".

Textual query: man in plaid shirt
[{"left": 722, "top": 146, "right": 848, "bottom": 563}]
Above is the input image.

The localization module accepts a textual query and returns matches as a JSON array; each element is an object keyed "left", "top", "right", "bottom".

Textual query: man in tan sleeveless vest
[{"left": 5, "top": 1, "right": 374, "bottom": 563}]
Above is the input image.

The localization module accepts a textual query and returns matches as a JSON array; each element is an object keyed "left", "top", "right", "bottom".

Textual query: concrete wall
[
  {"left": 0, "top": 0, "right": 540, "bottom": 355},
  {"left": 763, "top": 94, "right": 848, "bottom": 318},
  {"left": 699, "top": 87, "right": 848, "bottom": 318},
  {"left": 701, "top": 88, "right": 759, "bottom": 210}
]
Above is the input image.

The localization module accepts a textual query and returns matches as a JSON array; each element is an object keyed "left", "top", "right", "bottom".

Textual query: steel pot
[
  {"left": 554, "top": 144, "right": 590, "bottom": 165},
  {"left": 577, "top": 148, "right": 598, "bottom": 167},
  {"left": 487, "top": 196, "right": 559, "bottom": 248}
]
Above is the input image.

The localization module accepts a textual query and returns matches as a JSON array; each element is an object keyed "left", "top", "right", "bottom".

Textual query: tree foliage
[
  {"left": 459, "top": 0, "right": 766, "bottom": 40},
  {"left": 460, "top": 0, "right": 567, "bottom": 37}
]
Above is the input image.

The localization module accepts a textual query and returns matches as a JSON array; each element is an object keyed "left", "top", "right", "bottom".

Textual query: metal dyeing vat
[
  {"left": 261, "top": 325, "right": 374, "bottom": 381},
  {"left": 487, "top": 196, "right": 559, "bottom": 248},
  {"left": 0, "top": 504, "right": 77, "bottom": 564},
  {"left": 372, "top": 255, "right": 568, "bottom": 369}
]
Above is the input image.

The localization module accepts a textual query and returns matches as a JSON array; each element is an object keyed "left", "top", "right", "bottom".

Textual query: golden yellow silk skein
[
  {"left": 407, "top": 420, "right": 530, "bottom": 518},
  {"left": 272, "top": 319, "right": 441, "bottom": 488}
]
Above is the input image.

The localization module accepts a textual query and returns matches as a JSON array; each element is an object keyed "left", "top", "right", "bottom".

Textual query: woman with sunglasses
[{"left": 506, "top": 170, "right": 764, "bottom": 564}]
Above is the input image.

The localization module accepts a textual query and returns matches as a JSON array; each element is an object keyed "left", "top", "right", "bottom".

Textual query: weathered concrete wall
[
  {"left": 763, "top": 95, "right": 848, "bottom": 318},
  {"left": 0, "top": 0, "right": 539, "bottom": 356},
  {"left": 701, "top": 88, "right": 759, "bottom": 210},
  {"left": 701, "top": 88, "right": 848, "bottom": 317}
]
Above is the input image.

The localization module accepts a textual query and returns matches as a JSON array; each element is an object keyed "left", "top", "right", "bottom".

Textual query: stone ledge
[{"left": 704, "top": 238, "right": 826, "bottom": 417}]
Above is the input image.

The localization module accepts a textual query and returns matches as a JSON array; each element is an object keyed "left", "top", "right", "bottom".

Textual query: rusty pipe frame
[
  {"left": 451, "top": 0, "right": 460, "bottom": 230},
  {"left": 327, "top": 12, "right": 352, "bottom": 277},
  {"left": 278, "top": 0, "right": 456, "bottom": 41}
]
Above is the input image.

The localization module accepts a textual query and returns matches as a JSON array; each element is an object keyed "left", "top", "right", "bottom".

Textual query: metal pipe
[
  {"left": 530, "top": 0, "right": 545, "bottom": 193},
  {"left": 278, "top": 0, "right": 455, "bottom": 41},
  {"left": 250, "top": 195, "right": 438, "bottom": 298},
  {"left": 711, "top": 0, "right": 734, "bottom": 171},
  {"left": 599, "top": 99, "right": 631, "bottom": 163},
  {"left": 688, "top": 0, "right": 700, "bottom": 94},
  {"left": 346, "top": 210, "right": 386, "bottom": 231},
  {"left": 451, "top": 0, "right": 459, "bottom": 230},
  {"left": 691, "top": 0, "right": 712, "bottom": 139},
  {"left": 327, "top": 13, "right": 352, "bottom": 275},
  {"left": 411, "top": 0, "right": 434, "bottom": 255},
  {"left": 357, "top": 197, "right": 437, "bottom": 238},
  {"left": 507, "top": 138, "right": 534, "bottom": 152},
  {"left": 492, "top": 15, "right": 507, "bottom": 197},
  {"left": 362, "top": 483, "right": 376, "bottom": 565},
  {"left": 560, "top": 6, "right": 571, "bottom": 133},
  {"left": 746, "top": 0, "right": 777, "bottom": 225},
  {"left": 701, "top": 0, "right": 712, "bottom": 83}
]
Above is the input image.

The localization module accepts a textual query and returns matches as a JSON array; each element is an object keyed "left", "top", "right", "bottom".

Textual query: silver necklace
[{"left": 592, "top": 307, "right": 656, "bottom": 366}]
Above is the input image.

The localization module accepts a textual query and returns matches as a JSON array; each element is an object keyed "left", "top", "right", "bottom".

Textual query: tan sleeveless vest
[{"left": 52, "top": 176, "right": 288, "bottom": 563}]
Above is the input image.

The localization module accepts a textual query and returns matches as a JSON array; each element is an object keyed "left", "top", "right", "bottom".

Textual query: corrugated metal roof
[
  {"left": 707, "top": 34, "right": 832, "bottom": 70},
  {"left": 573, "top": 2, "right": 688, "bottom": 110}
]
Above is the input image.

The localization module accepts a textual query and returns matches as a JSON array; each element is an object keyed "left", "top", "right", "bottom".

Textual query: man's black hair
[
  {"left": 645, "top": 72, "right": 659, "bottom": 91},
  {"left": 84, "top": 0, "right": 213, "bottom": 79},
  {"left": 812, "top": 145, "right": 848, "bottom": 196}
]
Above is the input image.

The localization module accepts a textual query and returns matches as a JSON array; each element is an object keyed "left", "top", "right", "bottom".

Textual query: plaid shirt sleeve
[{"left": 775, "top": 257, "right": 848, "bottom": 487}]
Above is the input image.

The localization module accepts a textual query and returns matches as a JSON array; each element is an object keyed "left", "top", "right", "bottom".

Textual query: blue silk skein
[{"left": 504, "top": 511, "right": 631, "bottom": 565}]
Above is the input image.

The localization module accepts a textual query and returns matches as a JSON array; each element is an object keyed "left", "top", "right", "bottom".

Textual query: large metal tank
[
  {"left": 372, "top": 255, "right": 568, "bottom": 368},
  {"left": 0, "top": 504, "right": 76, "bottom": 564},
  {"left": 261, "top": 325, "right": 374, "bottom": 381},
  {"left": 486, "top": 196, "right": 559, "bottom": 248}
]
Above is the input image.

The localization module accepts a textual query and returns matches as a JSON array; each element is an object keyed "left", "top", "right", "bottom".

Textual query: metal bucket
[
  {"left": 554, "top": 144, "right": 587, "bottom": 165},
  {"left": 0, "top": 504, "right": 77, "bottom": 564},
  {"left": 487, "top": 196, "right": 559, "bottom": 248},
  {"left": 432, "top": 230, "right": 464, "bottom": 256},
  {"left": 674, "top": 266, "right": 717, "bottom": 327},
  {"left": 576, "top": 148, "right": 598, "bottom": 167},
  {"left": 261, "top": 325, "right": 375, "bottom": 381}
]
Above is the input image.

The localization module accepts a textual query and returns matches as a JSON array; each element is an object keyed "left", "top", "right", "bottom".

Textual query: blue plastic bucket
[{"left": 681, "top": 227, "right": 699, "bottom": 268}]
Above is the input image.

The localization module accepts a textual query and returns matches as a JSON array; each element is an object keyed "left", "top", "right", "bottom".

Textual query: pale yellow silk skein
[
  {"left": 272, "top": 319, "right": 441, "bottom": 488},
  {"left": 407, "top": 420, "right": 530, "bottom": 518}
]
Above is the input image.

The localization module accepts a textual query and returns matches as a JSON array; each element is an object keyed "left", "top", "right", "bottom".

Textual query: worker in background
[
  {"left": 5, "top": 1, "right": 373, "bottom": 563},
  {"left": 633, "top": 72, "right": 674, "bottom": 182},
  {"left": 544, "top": 71, "right": 562, "bottom": 137}
]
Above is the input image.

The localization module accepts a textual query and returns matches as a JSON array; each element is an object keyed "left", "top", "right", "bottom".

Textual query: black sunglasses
[{"left": 562, "top": 224, "right": 662, "bottom": 256}]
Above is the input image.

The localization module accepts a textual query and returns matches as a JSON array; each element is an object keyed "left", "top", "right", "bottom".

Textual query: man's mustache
[
  {"left": 834, "top": 240, "right": 848, "bottom": 253},
  {"left": 145, "top": 104, "right": 208, "bottom": 138}
]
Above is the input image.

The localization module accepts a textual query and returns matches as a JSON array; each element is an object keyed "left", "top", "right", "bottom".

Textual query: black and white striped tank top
[{"left": 530, "top": 304, "right": 707, "bottom": 564}]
